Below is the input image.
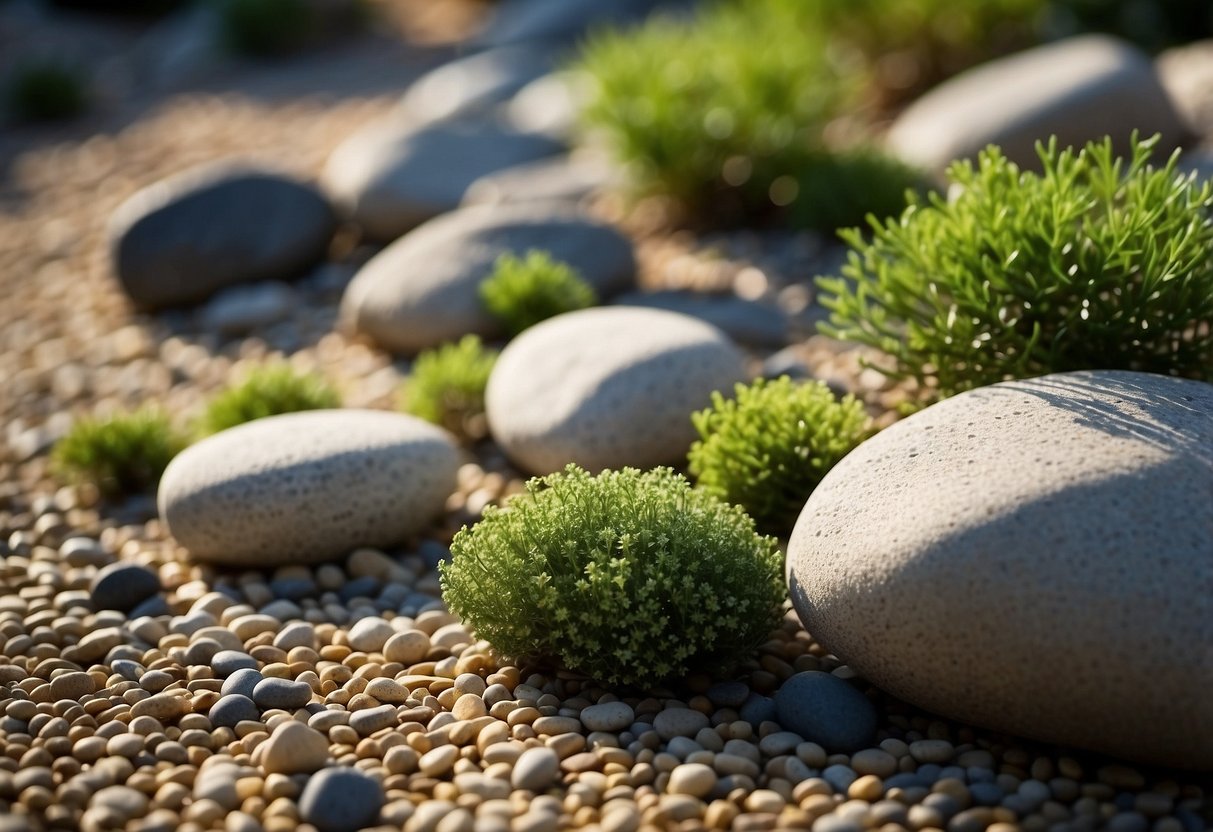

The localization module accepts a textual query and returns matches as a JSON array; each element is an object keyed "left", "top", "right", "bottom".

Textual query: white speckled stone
[
  {"left": 887, "top": 35, "right": 1190, "bottom": 175},
  {"left": 787, "top": 370, "right": 1213, "bottom": 769},
  {"left": 340, "top": 202, "right": 635, "bottom": 354},
  {"left": 159, "top": 410, "right": 459, "bottom": 566},
  {"left": 486, "top": 306, "right": 747, "bottom": 474}
]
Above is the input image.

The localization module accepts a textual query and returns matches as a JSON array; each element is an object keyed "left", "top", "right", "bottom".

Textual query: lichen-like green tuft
[
  {"left": 52, "top": 408, "right": 186, "bottom": 498},
  {"left": 199, "top": 365, "right": 341, "bottom": 436},
  {"left": 689, "top": 377, "right": 873, "bottom": 535},
  {"left": 402, "top": 335, "right": 498, "bottom": 442},
  {"left": 480, "top": 251, "right": 598, "bottom": 337},
  {"left": 440, "top": 465, "right": 786, "bottom": 688}
]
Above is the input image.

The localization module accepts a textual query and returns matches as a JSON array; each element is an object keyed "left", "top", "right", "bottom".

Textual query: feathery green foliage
[
  {"left": 7, "top": 61, "right": 87, "bottom": 122},
  {"left": 200, "top": 365, "right": 340, "bottom": 435},
  {"left": 689, "top": 378, "right": 872, "bottom": 535},
  {"left": 52, "top": 409, "right": 186, "bottom": 498},
  {"left": 818, "top": 135, "right": 1213, "bottom": 401},
  {"left": 402, "top": 336, "right": 498, "bottom": 442},
  {"left": 576, "top": 0, "right": 921, "bottom": 231},
  {"left": 480, "top": 251, "right": 598, "bottom": 336},
  {"left": 440, "top": 465, "right": 786, "bottom": 688}
]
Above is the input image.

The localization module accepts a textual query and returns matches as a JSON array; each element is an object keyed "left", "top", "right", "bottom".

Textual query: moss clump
[
  {"left": 689, "top": 377, "right": 872, "bottom": 535},
  {"left": 6, "top": 62, "right": 87, "bottom": 122},
  {"left": 818, "top": 134, "right": 1213, "bottom": 401},
  {"left": 440, "top": 465, "right": 786, "bottom": 688},
  {"left": 402, "top": 336, "right": 498, "bottom": 442},
  {"left": 199, "top": 365, "right": 341, "bottom": 435},
  {"left": 52, "top": 409, "right": 186, "bottom": 498},
  {"left": 480, "top": 251, "right": 598, "bottom": 336}
]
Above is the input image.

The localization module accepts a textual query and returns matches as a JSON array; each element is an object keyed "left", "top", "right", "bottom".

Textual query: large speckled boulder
[
  {"left": 340, "top": 203, "right": 635, "bottom": 354},
  {"left": 486, "top": 306, "right": 747, "bottom": 474},
  {"left": 109, "top": 163, "right": 335, "bottom": 309},
  {"left": 321, "top": 118, "right": 563, "bottom": 241},
  {"left": 787, "top": 371, "right": 1213, "bottom": 769},
  {"left": 159, "top": 410, "right": 459, "bottom": 566},
  {"left": 887, "top": 35, "right": 1190, "bottom": 175}
]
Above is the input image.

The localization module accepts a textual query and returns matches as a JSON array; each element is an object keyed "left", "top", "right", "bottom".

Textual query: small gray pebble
[
  {"left": 298, "top": 768, "right": 384, "bottom": 832},
  {"left": 822, "top": 763, "right": 858, "bottom": 793},
  {"left": 212, "top": 650, "right": 258, "bottom": 678},
  {"left": 208, "top": 694, "right": 260, "bottom": 728},
  {"left": 1105, "top": 813, "right": 1150, "bottom": 832},
  {"left": 969, "top": 782, "right": 1005, "bottom": 806},
  {"left": 221, "top": 668, "right": 264, "bottom": 699},
  {"left": 90, "top": 563, "right": 160, "bottom": 613},
  {"left": 738, "top": 694, "right": 776, "bottom": 726},
  {"left": 110, "top": 660, "right": 144, "bottom": 681},
  {"left": 917, "top": 763, "right": 942, "bottom": 782},
  {"left": 128, "top": 595, "right": 170, "bottom": 618},
  {"left": 774, "top": 671, "right": 877, "bottom": 753},
  {"left": 706, "top": 681, "right": 750, "bottom": 709},
  {"left": 349, "top": 705, "right": 396, "bottom": 736},
  {"left": 886, "top": 772, "right": 927, "bottom": 790},
  {"left": 253, "top": 678, "right": 313, "bottom": 710}
]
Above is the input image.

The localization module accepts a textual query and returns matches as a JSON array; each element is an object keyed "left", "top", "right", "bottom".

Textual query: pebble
[
  {"left": 654, "top": 707, "right": 711, "bottom": 740},
  {"left": 252, "top": 677, "right": 313, "bottom": 710},
  {"left": 208, "top": 694, "right": 260, "bottom": 728},
  {"left": 298, "top": 768, "right": 384, "bottom": 832},
  {"left": 463, "top": 153, "right": 619, "bottom": 208},
  {"left": 347, "top": 616, "right": 395, "bottom": 652},
  {"left": 211, "top": 650, "right": 258, "bottom": 677},
  {"left": 399, "top": 45, "right": 555, "bottom": 125},
  {"left": 512, "top": 747, "right": 560, "bottom": 792},
  {"left": 668, "top": 763, "right": 717, "bottom": 798},
  {"left": 773, "top": 672, "right": 877, "bottom": 753},
  {"left": 89, "top": 562, "right": 161, "bottom": 613},
  {"left": 580, "top": 702, "right": 635, "bottom": 732},
  {"left": 221, "top": 667, "right": 264, "bottom": 699},
  {"left": 48, "top": 671, "right": 95, "bottom": 701}
]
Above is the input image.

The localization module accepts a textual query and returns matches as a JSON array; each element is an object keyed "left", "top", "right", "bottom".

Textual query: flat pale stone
[
  {"left": 159, "top": 410, "right": 459, "bottom": 566},
  {"left": 787, "top": 370, "right": 1213, "bottom": 769},
  {"left": 486, "top": 306, "right": 747, "bottom": 474},
  {"left": 462, "top": 153, "right": 621, "bottom": 208},
  {"left": 887, "top": 35, "right": 1190, "bottom": 175},
  {"left": 340, "top": 202, "right": 635, "bottom": 354},
  {"left": 399, "top": 46, "right": 555, "bottom": 125}
]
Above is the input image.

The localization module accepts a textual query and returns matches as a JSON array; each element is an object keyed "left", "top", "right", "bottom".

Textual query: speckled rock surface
[
  {"left": 340, "top": 202, "right": 636, "bottom": 353},
  {"left": 158, "top": 410, "right": 460, "bottom": 566},
  {"left": 486, "top": 306, "right": 747, "bottom": 474},
  {"left": 321, "top": 118, "right": 564, "bottom": 241},
  {"left": 109, "top": 163, "right": 336, "bottom": 309},
  {"left": 887, "top": 35, "right": 1190, "bottom": 175},
  {"left": 399, "top": 45, "right": 555, "bottom": 125},
  {"left": 787, "top": 370, "right": 1213, "bottom": 769}
]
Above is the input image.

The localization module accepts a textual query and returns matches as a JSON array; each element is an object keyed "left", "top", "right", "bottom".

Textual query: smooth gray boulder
[
  {"left": 159, "top": 410, "right": 459, "bottom": 566},
  {"left": 399, "top": 46, "right": 555, "bottom": 125},
  {"left": 787, "top": 370, "right": 1213, "bottom": 769},
  {"left": 109, "top": 163, "right": 335, "bottom": 309},
  {"left": 887, "top": 35, "right": 1191, "bottom": 175},
  {"left": 340, "top": 202, "right": 635, "bottom": 353},
  {"left": 486, "top": 306, "right": 747, "bottom": 474},
  {"left": 321, "top": 118, "right": 564, "bottom": 241},
  {"left": 462, "top": 153, "right": 621, "bottom": 208}
]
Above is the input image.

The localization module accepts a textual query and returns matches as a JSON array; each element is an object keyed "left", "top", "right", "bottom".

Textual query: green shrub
[
  {"left": 402, "top": 335, "right": 498, "bottom": 442},
  {"left": 576, "top": 0, "right": 921, "bottom": 232},
  {"left": 200, "top": 365, "right": 340, "bottom": 435},
  {"left": 52, "top": 409, "right": 186, "bottom": 498},
  {"left": 480, "top": 251, "right": 598, "bottom": 336},
  {"left": 689, "top": 377, "right": 872, "bottom": 535},
  {"left": 440, "top": 465, "right": 785, "bottom": 688},
  {"left": 6, "top": 62, "right": 87, "bottom": 122},
  {"left": 817, "top": 134, "right": 1213, "bottom": 401}
]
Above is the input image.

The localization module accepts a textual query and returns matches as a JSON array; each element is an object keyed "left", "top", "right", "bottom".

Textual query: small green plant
[
  {"left": 480, "top": 251, "right": 598, "bottom": 336},
  {"left": 818, "top": 134, "right": 1213, "bottom": 401},
  {"left": 52, "top": 409, "right": 186, "bottom": 498},
  {"left": 402, "top": 335, "right": 498, "bottom": 442},
  {"left": 689, "top": 377, "right": 872, "bottom": 535},
  {"left": 576, "top": 0, "right": 920, "bottom": 232},
  {"left": 6, "top": 62, "right": 87, "bottom": 122},
  {"left": 200, "top": 365, "right": 340, "bottom": 435},
  {"left": 440, "top": 465, "right": 785, "bottom": 688}
]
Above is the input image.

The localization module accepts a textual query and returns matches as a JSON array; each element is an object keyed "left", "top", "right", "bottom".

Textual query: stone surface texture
[
  {"left": 158, "top": 410, "right": 460, "bottom": 566},
  {"left": 787, "top": 370, "right": 1213, "bottom": 769},
  {"left": 399, "top": 45, "right": 555, "bottom": 125}
]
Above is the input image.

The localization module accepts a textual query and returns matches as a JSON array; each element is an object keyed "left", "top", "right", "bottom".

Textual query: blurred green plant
[
  {"left": 6, "top": 61, "right": 87, "bottom": 122},
  {"left": 52, "top": 409, "right": 186, "bottom": 498},
  {"left": 480, "top": 251, "right": 598, "bottom": 336},
  {"left": 402, "top": 335, "right": 499, "bottom": 442},
  {"left": 199, "top": 364, "right": 341, "bottom": 435},
  {"left": 818, "top": 134, "right": 1213, "bottom": 401}
]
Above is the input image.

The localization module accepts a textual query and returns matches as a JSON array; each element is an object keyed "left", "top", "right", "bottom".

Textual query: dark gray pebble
[
  {"left": 773, "top": 671, "right": 877, "bottom": 753},
  {"left": 298, "top": 767, "right": 384, "bottom": 832},
  {"left": 208, "top": 694, "right": 260, "bottom": 728},
  {"left": 707, "top": 681, "right": 750, "bottom": 709},
  {"left": 110, "top": 660, "right": 144, "bottom": 681},
  {"left": 969, "top": 782, "right": 1005, "bottom": 806},
  {"left": 128, "top": 594, "right": 170, "bottom": 618},
  {"left": 253, "top": 677, "right": 313, "bottom": 710},
  {"left": 212, "top": 650, "right": 258, "bottom": 678},
  {"left": 738, "top": 693, "right": 776, "bottom": 726},
  {"left": 89, "top": 562, "right": 160, "bottom": 613},
  {"left": 338, "top": 576, "right": 381, "bottom": 603},
  {"left": 221, "top": 668, "right": 264, "bottom": 699},
  {"left": 270, "top": 577, "right": 318, "bottom": 601}
]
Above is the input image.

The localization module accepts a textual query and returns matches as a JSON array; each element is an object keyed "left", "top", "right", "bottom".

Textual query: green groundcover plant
[
  {"left": 6, "top": 61, "right": 87, "bottom": 122},
  {"left": 690, "top": 377, "right": 872, "bottom": 535},
  {"left": 576, "top": 0, "right": 921, "bottom": 232},
  {"left": 440, "top": 465, "right": 786, "bottom": 688},
  {"left": 402, "top": 335, "right": 498, "bottom": 442},
  {"left": 52, "top": 409, "right": 186, "bottom": 498},
  {"left": 199, "top": 364, "right": 340, "bottom": 435},
  {"left": 480, "top": 251, "right": 598, "bottom": 336},
  {"left": 818, "top": 134, "right": 1213, "bottom": 401}
]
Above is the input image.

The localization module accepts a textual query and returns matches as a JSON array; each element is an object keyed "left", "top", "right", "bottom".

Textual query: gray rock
[
  {"left": 211, "top": 650, "right": 257, "bottom": 678},
  {"left": 706, "top": 681, "right": 750, "bottom": 709},
  {"left": 612, "top": 290, "right": 789, "bottom": 348},
  {"left": 159, "top": 410, "right": 460, "bottom": 566},
  {"left": 774, "top": 672, "right": 877, "bottom": 754},
  {"left": 109, "top": 163, "right": 336, "bottom": 309},
  {"left": 322, "top": 118, "right": 563, "bottom": 242},
  {"left": 653, "top": 708, "right": 710, "bottom": 740},
  {"left": 786, "top": 370, "right": 1213, "bottom": 769},
  {"left": 462, "top": 153, "right": 622, "bottom": 208},
  {"left": 208, "top": 694, "right": 260, "bottom": 728},
  {"left": 502, "top": 70, "right": 591, "bottom": 142},
  {"left": 349, "top": 704, "right": 396, "bottom": 736},
  {"left": 89, "top": 563, "right": 160, "bottom": 613},
  {"left": 476, "top": 0, "right": 694, "bottom": 48},
  {"left": 298, "top": 768, "right": 384, "bottom": 832},
  {"left": 486, "top": 306, "right": 747, "bottom": 474},
  {"left": 221, "top": 668, "right": 263, "bottom": 699},
  {"left": 580, "top": 702, "right": 635, "bottom": 733},
  {"left": 400, "top": 46, "right": 555, "bottom": 125},
  {"left": 887, "top": 35, "right": 1190, "bottom": 175},
  {"left": 252, "top": 678, "right": 313, "bottom": 710},
  {"left": 511, "top": 746, "right": 560, "bottom": 791},
  {"left": 341, "top": 202, "right": 635, "bottom": 353},
  {"left": 199, "top": 281, "right": 296, "bottom": 335}
]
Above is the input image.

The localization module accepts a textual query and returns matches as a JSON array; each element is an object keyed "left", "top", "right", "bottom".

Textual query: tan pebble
[
  {"left": 658, "top": 793, "right": 703, "bottom": 821},
  {"left": 668, "top": 763, "right": 716, "bottom": 799},
  {"left": 419, "top": 744, "right": 459, "bottom": 777},
  {"left": 532, "top": 716, "right": 581, "bottom": 736},
  {"left": 364, "top": 678, "right": 411, "bottom": 704},
  {"left": 851, "top": 748, "right": 897, "bottom": 778},
  {"left": 512, "top": 746, "right": 560, "bottom": 792},
  {"left": 848, "top": 774, "right": 884, "bottom": 802},
  {"left": 745, "top": 789, "right": 785, "bottom": 813},
  {"left": 131, "top": 693, "right": 189, "bottom": 722},
  {"left": 258, "top": 720, "right": 328, "bottom": 775},
  {"left": 49, "top": 672, "right": 95, "bottom": 701}
]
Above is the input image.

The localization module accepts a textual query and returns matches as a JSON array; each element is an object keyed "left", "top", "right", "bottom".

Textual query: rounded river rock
[{"left": 158, "top": 410, "right": 459, "bottom": 566}]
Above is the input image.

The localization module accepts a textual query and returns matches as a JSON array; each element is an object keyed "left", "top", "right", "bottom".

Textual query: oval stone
[
  {"left": 159, "top": 410, "right": 459, "bottom": 566},
  {"left": 486, "top": 306, "right": 747, "bottom": 474},
  {"left": 787, "top": 370, "right": 1213, "bottom": 769}
]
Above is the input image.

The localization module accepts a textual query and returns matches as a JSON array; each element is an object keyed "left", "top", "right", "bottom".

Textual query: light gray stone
[
  {"left": 502, "top": 71, "right": 591, "bottom": 142},
  {"left": 322, "top": 118, "right": 563, "bottom": 241},
  {"left": 887, "top": 35, "right": 1190, "bottom": 175},
  {"left": 579, "top": 702, "right": 635, "bottom": 733},
  {"left": 109, "top": 163, "right": 335, "bottom": 309},
  {"left": 159, "top": 410, "right": 459, "bottom": 566},
  {"left": 787, "top": 370, "right": 1213, "bottom": 769},
  {"left": 340, "top": 202, "right": 635, "bottom": 353},
  {"left": 611, "top": 290, "right": 789, "bottom": 348},
  {"left": 486, "top": 306, "right": 746, "bottom": 474},
  {"left": 400, "top": 46, "right": 555, "bottom": 125},
  {"left": 462, "top": 153, "right": 621, "bottom": 208},
  {"left": 199, "top": 281, "right": 296, "bottom": 334}
]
